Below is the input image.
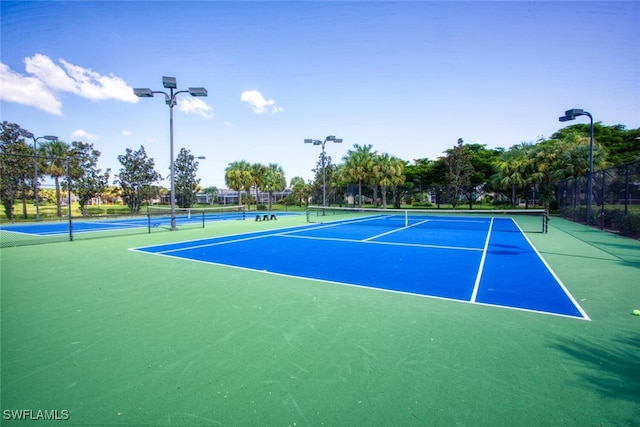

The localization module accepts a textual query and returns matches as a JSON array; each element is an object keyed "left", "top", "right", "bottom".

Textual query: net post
[
  {"left": 405, "top": 209, "right": 408, "bottom": 227},
  {"left": 201, "top": 209, "right": 205, "bottom": 228},
  {"left": 306, "top": 205, "right": 310, "bottom": 223},
  {"left": 544, "top": 209, "right": 549, "bottom": 234},
  {"left": 147, "top": 206, "right": 151, "bottom": 233}
]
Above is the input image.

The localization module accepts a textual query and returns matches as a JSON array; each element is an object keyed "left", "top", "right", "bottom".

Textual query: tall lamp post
[
  {"left": 559, "top": 108, "right": 594, "bottom": 225},
  {"left": 304, "top": 135, "right": 343, "bottom": 211},
  {"left": 134, "top": 76, "right": 207, "bottom": 231},
  {"left": 19, "top": 131, "right": 58, "bottom": 221}
]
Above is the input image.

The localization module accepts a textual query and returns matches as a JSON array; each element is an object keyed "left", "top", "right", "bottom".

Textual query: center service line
[{"left": 470, "top": 217, "right": 494, "bottom": 303}]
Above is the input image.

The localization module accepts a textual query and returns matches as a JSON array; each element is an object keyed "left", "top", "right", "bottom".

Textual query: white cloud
[
  {"left": 58, "top": 58, "right": 137, "bottom": 102},
  {"left": 122, "top": 130, "right": 132, "bottom": 136},
  {"left": 24, "top": 54, "right": 77, "bottom": 93},
  {"left": 240, "top": 89, "right": 283, "bottom": 114},
  {"left": 0, "top": 62, "right": 62, "bottom": 115},
  {"left": 0, "top": 53, "right": 138, "bottom": 115},
  {"left": 72, "top": 129, "right": 99, "bottom": 141},
  {"left": 177, "top": 96, "right": 214, "bottom": 120}
]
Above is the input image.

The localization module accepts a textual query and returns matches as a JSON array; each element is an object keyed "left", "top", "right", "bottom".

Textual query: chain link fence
[{"left": 556, "top": 159, "right": 640, "bottom": 237}]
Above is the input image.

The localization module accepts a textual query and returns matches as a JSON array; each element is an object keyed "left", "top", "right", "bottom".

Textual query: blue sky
[{"left": 1, "top": 1, "right": 638, "bottom": 189}]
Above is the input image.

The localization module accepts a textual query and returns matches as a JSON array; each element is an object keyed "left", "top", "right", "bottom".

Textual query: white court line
[
  {"left": 470, "top": 218, "right": 494, "bottom": 303},
  {"left": 514, "top": 219, "right": 591, "bottom": 321},
  {"left": 87, "top": 221, "right": 146, "bottom": 228},
  {"left": 0, "top": 229, "right": 37, "bottom": 236}
]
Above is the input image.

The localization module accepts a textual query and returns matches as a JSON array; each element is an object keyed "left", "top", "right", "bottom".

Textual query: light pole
[
  {"left": 559, "top": 108, "right": 594, "bottom": 225},
  {"left": 19, "top": 131, "right": 58, "bottom": 221},
  {"left": 134, "top": 76, "right": 207, "bottom": 231},
  {"left": 304, "top": 135, "right": 343, "bottom": 211}
]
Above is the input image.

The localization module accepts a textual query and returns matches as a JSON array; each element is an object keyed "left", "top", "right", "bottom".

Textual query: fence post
[
  {"left": 600, "top": 170, "right": 605, "bottom": 230},
  {"left": 66, "top": 157, "right": 73, "bottom": 241},
  {"left": 624, "top": 163, "right": 630, "bottom": 215}
]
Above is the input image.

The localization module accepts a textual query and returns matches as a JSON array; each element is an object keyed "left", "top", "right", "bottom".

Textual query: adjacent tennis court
[{"left": 133, "top": 208, "right": 589, "bottom": 319}]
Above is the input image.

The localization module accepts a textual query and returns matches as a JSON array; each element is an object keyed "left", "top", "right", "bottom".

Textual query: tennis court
[
  {"left": 133, "top": 209, "right": 588, "bottom": 319},
  {"left": 2, "top": 211, "right": 638, "bottom": 426}
]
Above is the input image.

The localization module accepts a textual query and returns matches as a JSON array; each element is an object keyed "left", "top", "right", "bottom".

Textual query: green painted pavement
[{"left": 1, "top": 215, "right": 638, "bottom": 426}]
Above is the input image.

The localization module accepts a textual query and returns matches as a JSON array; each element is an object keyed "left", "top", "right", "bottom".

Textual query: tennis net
[
  {"left": 306, "top": 206, "right": 549, "bottom": 233},
  {"left": 147, "top": 205, "right": 246, "bottom": 225}
]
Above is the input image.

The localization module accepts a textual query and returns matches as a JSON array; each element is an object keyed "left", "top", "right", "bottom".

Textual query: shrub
[{"left": 411, "top": 201, "right": 433, "bottom": 208}]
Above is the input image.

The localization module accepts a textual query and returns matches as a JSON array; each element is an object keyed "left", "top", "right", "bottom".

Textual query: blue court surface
[{"left": 132, "top": 214, "right": 590, "bottom": 320}]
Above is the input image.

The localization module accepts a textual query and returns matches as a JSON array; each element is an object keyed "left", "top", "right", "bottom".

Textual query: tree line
[
  {"left": 2, "top": 119, "right": 638, "bottom": 221},
  {"left": 0, "top": 121, "right": 208, "bottom": 220},
  {"left": 301, "top": 123, "right": 639, "bottom": 210}
]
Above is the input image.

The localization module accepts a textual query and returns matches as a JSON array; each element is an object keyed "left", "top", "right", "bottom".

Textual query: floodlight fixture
[
  {"left": 162, "top": 76, "right": 177, "bottom": 89},
  {"left": 565, "top": 108, "right": 584, "bottom": 117},
  {"left": 134, "top": 88, "right": 154, "bottom": 97},
  {"left": 188, "top": 87, "right": 208, "bottom": 97},
  {"left": 304, "top": 139, "right": 313, "bottom": 144}
]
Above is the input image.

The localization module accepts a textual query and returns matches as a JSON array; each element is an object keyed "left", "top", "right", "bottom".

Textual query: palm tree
[
  {"left": 526, "top": 141, "right": 557, "bottom": 209},
  {"left": 203, "top": 186, "right": 218, "bottom": 205},
  {"left": 370, "top": 153, "right": 406, "bottom": 209},
  {"left": 342, "top": 144, "right": 374, "bottom": 207},
  {"left": 389, "top": 156, "right": 406, "bottom": 208},
  {"left": 40, "top": 140, "right": 70, "bottom": 218},
  {"left": 251, "top": 163, "right": 267, "bottom": 208},
  {"left": 371, "top": 153, "right": 393, "bottom": 208},
  {"left": 224, "top": 160, "right": 253, "bottom": 208},
  {"left": 261, "top": 163, "right": 286, "bottom": 210},
  {"left": 290, "top": 176, "right": 309, "bottom": 207},
  {"left": 494, "top": 144, "right": 529, "bottom": 208}
]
